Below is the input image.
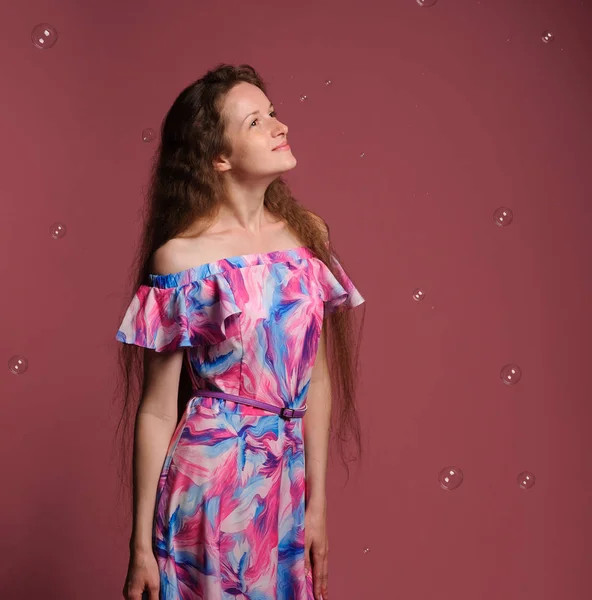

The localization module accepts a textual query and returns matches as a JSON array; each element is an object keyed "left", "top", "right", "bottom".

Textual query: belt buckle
[{"left": 280, "top": 407, "right": 295, "bottom": 419}]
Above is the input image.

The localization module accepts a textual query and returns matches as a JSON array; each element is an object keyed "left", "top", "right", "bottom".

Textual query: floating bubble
[
  {"left": 412, "top": 288, "right": 425, "bottom": 302},
  {"left": 8, "top": 355, "right": 28, "bottom": 375},
  {"left": 501, "top": 364, "right": 522, "bottom": 385},
  {"left": 32, "top": 23, "right": 58, "bottom": 49},
  {"left": 493, "top": 207, "right": 513, "bottom": 227},
  {"left": 50, "top": 222, "right": 67, "bottom": 239},
  {"left": 542, "top": 31, "right": 554, "bottom": 43},
  {"left": 439, "top": 466, "right": 463, "bottom": 491},
  {"left": 517, "top": 471, "right": 536, "bottom": 490},
  {"left": 142, "top": 128, "right": 156, "bottom": 143}
]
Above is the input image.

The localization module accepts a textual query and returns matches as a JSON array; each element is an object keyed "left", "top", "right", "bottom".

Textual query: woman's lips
[{"left": 273, "top": 143, "right": 290, "bottom": 151}]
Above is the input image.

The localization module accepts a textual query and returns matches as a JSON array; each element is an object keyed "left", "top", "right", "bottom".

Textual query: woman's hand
[
  {"left": 305, "top": 506, "right": 329, "bottom": 600},
  {"left": 122, "top": 549, "right": 160, "bottom": 600}
]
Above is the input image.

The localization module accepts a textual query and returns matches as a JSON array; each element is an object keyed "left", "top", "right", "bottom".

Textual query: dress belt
[{"left": 193, "top": 389, "right": 307, "bottom": 420}]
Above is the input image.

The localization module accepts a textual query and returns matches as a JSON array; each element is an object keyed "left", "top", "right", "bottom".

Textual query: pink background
[{"left": 1, "top": 0, "right": 591, "bottom": 598}]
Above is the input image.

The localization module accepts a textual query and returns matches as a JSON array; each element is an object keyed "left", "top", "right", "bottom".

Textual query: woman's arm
[
  {"left": 129, "top": 347, "right": 185, "bottom": 554},
  {"left": 303, "top": 326, "right": 332, "bottom": 511},
  {"left": 302, "top": 210, "right": 333, "bottom": 509}
]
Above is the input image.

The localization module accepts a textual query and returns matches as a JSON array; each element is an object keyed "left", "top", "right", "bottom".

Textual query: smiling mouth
[{"left": 273, "top": 143, "right": 290, "bottom": 151}]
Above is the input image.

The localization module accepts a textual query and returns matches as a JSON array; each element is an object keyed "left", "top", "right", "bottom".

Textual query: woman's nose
[{"left": 274, "top": 121, "right": 288, "bottom": 136}]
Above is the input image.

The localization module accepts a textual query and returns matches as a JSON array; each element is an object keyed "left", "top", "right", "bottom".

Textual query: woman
[{"left": 114, "top": 63, "right": 366, "bottom": 600}]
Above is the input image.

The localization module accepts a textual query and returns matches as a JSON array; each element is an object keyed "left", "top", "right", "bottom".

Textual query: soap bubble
[
  {"left": 412, "top": 288, "right": 425, "bottom": 302},
  {"left": 8, "top": 355, "right": 29, "bottom": 375},
  {"left": 32, "top": 23, "right": 58, "bottom": 49},
  {"left": 517, "top": 471, "right": 536, "bottom": 489},
  {"left": 542, "top": 31, "right": 554, "bottom": 43},
  {"left": 439, "top": 466, "right": 463, "bottom": 490},
  {"left": 142, "top": 128, "right": 156, "bottom": 143},
  {"left": 50, "top": 222, "right": 67, "bottom": 240},
  {"left": 501, "top": 364, "right": 522, "bottom": 385},
  {"left": 493, "top": 207, "right": 513, "bottom": 227}
]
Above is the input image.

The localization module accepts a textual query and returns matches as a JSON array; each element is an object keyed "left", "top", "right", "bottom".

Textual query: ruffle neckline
[
  {"left": 115, "top": 246, "right": 365, "bottom": 352},
  {"left": 148, "top": 246, "right": 316, "bottom": 289}
]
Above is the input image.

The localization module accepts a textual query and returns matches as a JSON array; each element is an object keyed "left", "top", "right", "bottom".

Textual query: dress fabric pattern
[{"left": 116, "top": 246, "right": 365, "bottom": 600}]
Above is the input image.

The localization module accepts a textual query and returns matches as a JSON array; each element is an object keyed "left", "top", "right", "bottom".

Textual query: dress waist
[{"left": 193, "top": 389, "right": 307, "bottom": 420}]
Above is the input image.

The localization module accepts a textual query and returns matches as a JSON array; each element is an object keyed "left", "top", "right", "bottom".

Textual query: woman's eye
[{"left": 250, "top": 112, "right": 277, "bottom": 127}]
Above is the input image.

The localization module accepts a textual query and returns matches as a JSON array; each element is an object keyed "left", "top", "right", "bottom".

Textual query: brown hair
[{"left": 112, "top": 63, "right": 366, "bottom": 510}]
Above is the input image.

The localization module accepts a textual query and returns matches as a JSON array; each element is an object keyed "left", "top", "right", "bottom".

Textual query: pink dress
[{"left": 116, "top": 246, "right": 365, "bottom": 599}]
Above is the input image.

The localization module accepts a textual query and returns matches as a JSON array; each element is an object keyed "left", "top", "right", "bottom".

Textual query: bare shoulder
[
  {"left": 150, "top": 238, "right": 192, "bottom": 276},
  {"left": 305, "top": 210, "right": 330, "bottom": 243}
]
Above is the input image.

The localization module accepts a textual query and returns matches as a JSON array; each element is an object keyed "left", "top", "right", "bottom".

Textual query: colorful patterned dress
[{"left": 116, "top": 246, "right": 365, "bottom": 600}]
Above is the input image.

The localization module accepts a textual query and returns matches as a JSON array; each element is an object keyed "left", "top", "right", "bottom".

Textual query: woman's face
[{"left": 215, "top": 82, "right": 297, "bottom": 180}]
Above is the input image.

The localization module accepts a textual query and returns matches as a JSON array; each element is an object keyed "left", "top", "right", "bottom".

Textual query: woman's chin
[{"left": 281, "top": 154, "right": 297, "bottom": 170}]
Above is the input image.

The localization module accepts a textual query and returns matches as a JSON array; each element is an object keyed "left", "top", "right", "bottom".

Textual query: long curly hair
[{"left": 112, "top": 63, "right": 366, "bottom": 511}]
